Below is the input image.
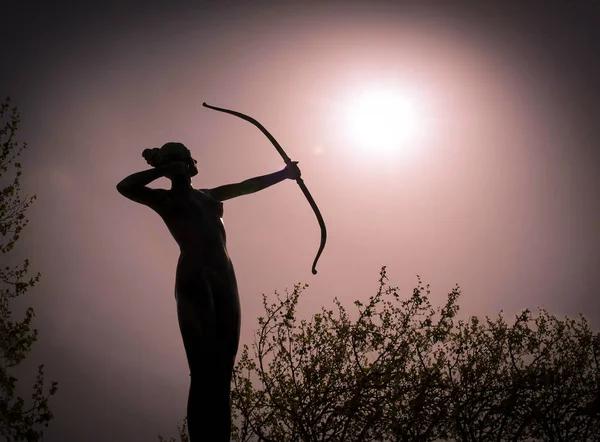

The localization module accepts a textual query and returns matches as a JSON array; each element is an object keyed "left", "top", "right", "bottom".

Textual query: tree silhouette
[
  {"left": 227, "top": 267, "right": 599, "bottom": 441},
  {"left": 0, "top": 97, "right": 58, "bottom": 442}
]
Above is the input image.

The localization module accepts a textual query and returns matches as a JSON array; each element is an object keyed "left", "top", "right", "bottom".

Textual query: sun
[{"left": 341, "top": 88, "right": 427, "bottom": 156}]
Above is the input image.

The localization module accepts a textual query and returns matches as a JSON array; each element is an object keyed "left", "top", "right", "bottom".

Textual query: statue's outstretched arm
[{"left": 205, "top": 166, "right": 297, "bottom": 201}]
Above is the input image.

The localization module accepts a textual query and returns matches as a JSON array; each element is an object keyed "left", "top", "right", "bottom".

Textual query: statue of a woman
[{"left": 116, "top": 142, "right": 300, "bottom": 441}]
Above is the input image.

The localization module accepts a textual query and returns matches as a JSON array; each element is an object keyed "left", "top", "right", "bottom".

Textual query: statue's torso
[
  {"left": 158, "top": 189, "right": 230, "bottom": 267},
  {"left": 155, "top": 189, "right": 238, "bottom": 304}
]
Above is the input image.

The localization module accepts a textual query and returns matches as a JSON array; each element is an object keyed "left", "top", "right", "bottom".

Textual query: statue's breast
[
  {"left": 160, "top": 189, "right": 226, "bottom": 248},
  {"left": 162, "top": 191, "right": 221, "bottom": 218},
  {"left": 195, "top": 190, "right": 224, "bottom": 219}
]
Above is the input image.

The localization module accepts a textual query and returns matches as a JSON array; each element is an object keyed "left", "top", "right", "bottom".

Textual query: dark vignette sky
[{"left": 2, "top": 1, "right": 599, "bottom": 441}]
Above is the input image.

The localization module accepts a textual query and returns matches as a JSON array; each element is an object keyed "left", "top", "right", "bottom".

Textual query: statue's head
[{"left": 142, "top": 142, "right": 198, "bottom": 177}]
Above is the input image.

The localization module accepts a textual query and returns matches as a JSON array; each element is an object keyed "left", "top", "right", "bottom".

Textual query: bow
[{"left": 203, "top": 102, "right": 326, "bottom": 275}]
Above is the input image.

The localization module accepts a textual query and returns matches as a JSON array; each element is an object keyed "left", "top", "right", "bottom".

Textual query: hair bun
[{"left": 142, "top": 148, "right": 161, "bottom": 167}]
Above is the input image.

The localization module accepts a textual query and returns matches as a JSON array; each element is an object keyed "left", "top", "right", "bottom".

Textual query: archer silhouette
[{"left": 116, "top": 142, "right": 300, "bottom": 442}]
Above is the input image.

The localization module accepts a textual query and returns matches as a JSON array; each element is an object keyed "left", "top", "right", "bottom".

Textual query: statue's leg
[
  {"left": 176, "top": 267, "right": 240, "bottom": 442},
  {"left": 211, "top": 272, "right": 241, "bottom": 441},
  {"left": 176, "top": 275, "right": 218, "bottom": 442}
]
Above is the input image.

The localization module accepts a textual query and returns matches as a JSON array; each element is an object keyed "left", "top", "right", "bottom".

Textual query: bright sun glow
[{"left": 342, "top": 88, "right": 427, "bottom": 156}]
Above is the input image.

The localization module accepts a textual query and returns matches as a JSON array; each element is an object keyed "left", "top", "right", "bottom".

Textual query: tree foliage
[
  {"left": 158, "top": 418, "right": 189, "bottom": 442},
  {"left": 0, "top": 97, "right": 58, "bottom": 441},
  {"left": 229, "top": 267, "right": 599, "bottom": 442}
]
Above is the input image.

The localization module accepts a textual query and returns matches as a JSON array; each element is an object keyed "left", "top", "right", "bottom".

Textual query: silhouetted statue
[{"left": 116, "top": 142, "right": 300, "bottom": 442}]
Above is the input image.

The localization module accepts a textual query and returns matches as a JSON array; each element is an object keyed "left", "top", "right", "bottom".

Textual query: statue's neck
[{"left": 170, "top": 176, "right": 192, "bottom": 193}]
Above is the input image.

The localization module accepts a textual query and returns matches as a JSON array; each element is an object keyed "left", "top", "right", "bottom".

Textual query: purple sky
[{"left": 3, "top": 1, "right": 600, "bottom": 441}]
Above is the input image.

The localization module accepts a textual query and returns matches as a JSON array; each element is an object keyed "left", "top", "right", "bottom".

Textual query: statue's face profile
[{"left": 152, "top": 142, "right": 199, "bottom": 177}]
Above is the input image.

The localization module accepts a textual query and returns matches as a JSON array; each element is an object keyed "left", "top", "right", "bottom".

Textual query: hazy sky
[{"left": 3, "top": 1, "right": 600, "bottom": 441}]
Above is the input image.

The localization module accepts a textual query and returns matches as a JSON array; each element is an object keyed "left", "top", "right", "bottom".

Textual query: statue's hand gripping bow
[{"left": 203, "top": 102, "right": 326, "bottom": 275}]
